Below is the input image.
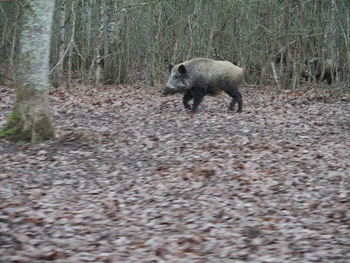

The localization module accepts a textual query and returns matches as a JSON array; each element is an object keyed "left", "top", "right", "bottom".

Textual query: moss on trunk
[
  {"left": 0, "top": 108, "right": 55, "bottom": 143},
  {"left": 0, "top": 110, "right": 29, "bottom": 141}
]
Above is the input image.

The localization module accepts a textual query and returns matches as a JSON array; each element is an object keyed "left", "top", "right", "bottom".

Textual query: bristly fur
[{"left": 164, "top": 58, "right": 245, "bottom": 113}]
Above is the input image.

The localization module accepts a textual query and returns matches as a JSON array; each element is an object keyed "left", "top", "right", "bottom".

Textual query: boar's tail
[
  {"left": 238, "top": 56, "right": 247, "bottom": 69},
  {"left": 230, "top": 57, "right": 246, "bottom": 72}
]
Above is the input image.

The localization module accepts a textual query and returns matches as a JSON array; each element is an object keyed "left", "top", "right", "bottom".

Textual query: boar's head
[{"left": 163, "top": 64, "right": 191, "bottom": 95}]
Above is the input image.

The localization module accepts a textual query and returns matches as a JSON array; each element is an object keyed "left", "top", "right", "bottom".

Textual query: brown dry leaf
[{"left": 0, "top": 84, "right": 349, "bottom": 262}]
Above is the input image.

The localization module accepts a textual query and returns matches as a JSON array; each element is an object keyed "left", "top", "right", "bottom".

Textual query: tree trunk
[
  {"left": 282, "top": 0, "right": 292, "bottom": 89},
  {"left": 66, "top": 0, "right": 76, "bottom": 88},
  {"left": 9, "top": 0, "right": 20, "bottom": 81},
  {"left": 0, "top": 0, "right": 55, "bottom": 143},
  {"left": 52, "top": 0, "right": 66, "bottom": 89},
  {"left": 89, "top": 0, "right": 106, "bottom": 88}
]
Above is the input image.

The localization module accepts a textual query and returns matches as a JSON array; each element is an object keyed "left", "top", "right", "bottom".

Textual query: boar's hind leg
[
  {"left": 224, "top": 81, "right": 243, "bottom": 112},
  {"left": 183, "top": 91, "right": 193, "bottom": 109},
  {"left": 233, "top": 92, "right": 243, "bottom": 113}
]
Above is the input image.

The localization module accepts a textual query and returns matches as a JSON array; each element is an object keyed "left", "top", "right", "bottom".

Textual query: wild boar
[
  {"left": 274, "top": 50, "right": 338, "bottom": 85},
  {"left": 163, "top": 58, "right": 245, "bottom": 113},
  {"left": 312, "top": 58, "right": 337, "bottom": 85}
]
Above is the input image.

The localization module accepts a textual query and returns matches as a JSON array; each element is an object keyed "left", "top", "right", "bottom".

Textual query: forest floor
[{"left": 0, "top": 83, "right": 350, "bottom": 263}]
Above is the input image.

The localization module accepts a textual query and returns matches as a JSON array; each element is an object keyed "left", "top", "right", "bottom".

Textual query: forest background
[{"left": 0, "top": 0, "right": 349, "bottom": 89}]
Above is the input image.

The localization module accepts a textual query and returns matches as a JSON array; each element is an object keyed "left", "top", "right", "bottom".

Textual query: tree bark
[
  {"left": 282, "top": 0, "right": 292, "bottom": 89},
  {"left": 89, "top": 0, "right": 106, "bottom": 88},
  {"left": 52, "top": 0, "right": 66, "bottom": 89},
  {"left": 0, "top": 0, "right": 55, "bottom": 143},
  {"left": 9, "top": 0, "right": 20, "bottom": 81},
  {"left": 66, "top": 0, "right": 76, "bottom": 88}
]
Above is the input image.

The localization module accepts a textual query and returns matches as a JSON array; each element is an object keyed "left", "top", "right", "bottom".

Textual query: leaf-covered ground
[{"left": 0, "top": 84, "right": 349, "bottom": 263}]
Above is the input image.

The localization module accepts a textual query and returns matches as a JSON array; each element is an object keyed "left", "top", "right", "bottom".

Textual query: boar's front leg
[
  {"left": 183, "top": 90, "right": 193, "bottom": 110},
  {"left": 191, "top": 89, "right": 205, "bottom": 113}
]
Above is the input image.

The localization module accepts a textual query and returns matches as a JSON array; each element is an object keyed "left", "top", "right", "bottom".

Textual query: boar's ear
[
  {"left": 178, "top": 64, "right": 187, "bottom": 75},
  {"left": 167, "top": 64, "right": 173, "bottom": 73}
]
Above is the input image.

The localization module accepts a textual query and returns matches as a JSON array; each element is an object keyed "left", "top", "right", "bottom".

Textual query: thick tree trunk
[{"left": 0, "top": 0, "right": 55, "bottom": 143}]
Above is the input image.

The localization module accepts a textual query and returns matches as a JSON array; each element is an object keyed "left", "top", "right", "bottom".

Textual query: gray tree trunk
[
  {"left": 52, "top": 0, "right": 66, "bottom": 89},
  {"left": 0, "top": 0, "right": 55, "bottom": 143}
]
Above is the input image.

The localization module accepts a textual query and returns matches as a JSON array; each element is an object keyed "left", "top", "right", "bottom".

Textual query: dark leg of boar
[
  {"left": 223, "top": 80, "right": 243, "bottom": 112},
  {"left": 183, "top": 91, "right": 193, "bottom": 110},
  {"left": 182, "top": 89, "right": 205, "bottom": 113},
  {"left": 228, "top": 91, "right": 242, "bottom": 112},
  {"left": 191, "top": 89, "right": 205, "bottom": 113},
  {"left": 188, "top": 76, "right": 207, "bottom": 113}
]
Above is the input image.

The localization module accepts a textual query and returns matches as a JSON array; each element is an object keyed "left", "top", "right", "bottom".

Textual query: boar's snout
[
  {"left": 163, "top": 83, "right": 187, "bottom": 95},
  {"left": 162, "top": 85, "right": 172, "bottom": 95},
  {"left": 163, "top": 84, "right": 179, "bottom": 95}
]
